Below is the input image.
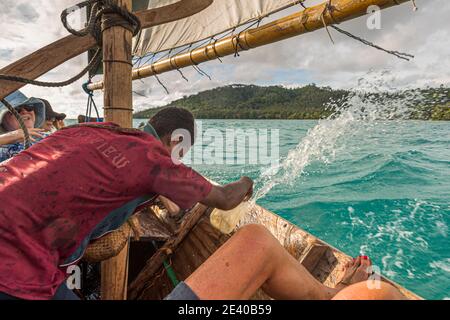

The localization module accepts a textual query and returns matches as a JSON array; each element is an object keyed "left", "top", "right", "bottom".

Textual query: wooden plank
[
  {"left": 138, "top": 214, "right": 229, "bottom": 300},
  {"left": 135, "top": 208, "right": 174, "bottom": 241},
  {"left": 137, "top": 0, "right": 212, "bottom": 30},
  {"left": 0, "top": 35, "right": 95, "bottom": 100},
  {"left": 0, "top": 0, "right": 213, "bottom": 99},
  {"left": 100, "top": 238, "right": 130, "bottom": 300},
  {"left": 300, "top": 243, "right": 329, "bottom": 274}
]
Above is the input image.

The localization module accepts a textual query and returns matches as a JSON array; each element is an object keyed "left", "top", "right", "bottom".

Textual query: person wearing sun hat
[
  {"left": 0, "top": 93, "right": 47, "bottom": 162},
  {"left": 39, "top": 98, "right": 67, "bottom": 132}
]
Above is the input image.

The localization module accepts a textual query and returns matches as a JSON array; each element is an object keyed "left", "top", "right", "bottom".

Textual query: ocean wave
[
  {"left": 410, "top": 138, "right": 450, "bottom": 146},
  {"left": 326, "top": 159, "right": 431, "bottom": 189},
  {"left": 284, "top": 198, "right": 448, "bottom": 290},
  {"left": 430, "top": 259, "right": 450, "bottom": 273}
]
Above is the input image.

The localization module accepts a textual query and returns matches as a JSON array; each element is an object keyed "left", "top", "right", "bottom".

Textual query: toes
[
  {"left": 343, "top": 256, "right": 361, "bottom": 274},
  {"left": 353, "top": 256, "right": 362, "bottom": 268},
  {"left": 360, "top": 255, "right": 372, "bottom": 267},
  {"left": 359, "top": 256, "right": 373, "bottom": 277}
]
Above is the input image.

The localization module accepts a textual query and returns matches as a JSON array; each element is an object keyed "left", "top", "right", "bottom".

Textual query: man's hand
[{"left": 200, "top": 176, "right": 254, "bottom": 211}]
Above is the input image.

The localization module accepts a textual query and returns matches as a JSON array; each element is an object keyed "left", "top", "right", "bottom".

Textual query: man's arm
[{"left": 200, "top": 177, "right": 253, "bottom": 211}]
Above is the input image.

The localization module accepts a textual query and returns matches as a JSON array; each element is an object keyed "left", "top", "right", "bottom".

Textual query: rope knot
[{"left": 61, "top": 0, "right": 141, "bottom": 47}]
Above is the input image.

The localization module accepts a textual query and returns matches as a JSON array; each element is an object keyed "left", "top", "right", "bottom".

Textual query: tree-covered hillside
[{"left": 134, "top": 84, "right": 450, "bottom": 120}]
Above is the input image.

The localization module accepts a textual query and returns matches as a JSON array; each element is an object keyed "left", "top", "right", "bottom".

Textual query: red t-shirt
[{"left": 0, "top": 123, "right": 212, "bottom": 300}]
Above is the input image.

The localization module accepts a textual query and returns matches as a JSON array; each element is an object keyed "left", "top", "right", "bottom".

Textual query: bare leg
[
  {"left": 333, "top": 281, "right": 406, "bottom": 300},
  {"left": 185, "top": 224, "right": 338, "bottom": 300}
]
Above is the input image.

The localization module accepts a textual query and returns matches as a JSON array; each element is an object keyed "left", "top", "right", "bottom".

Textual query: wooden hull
[{"left": 129, "top": 204, "right": 422, "bottom": 300}]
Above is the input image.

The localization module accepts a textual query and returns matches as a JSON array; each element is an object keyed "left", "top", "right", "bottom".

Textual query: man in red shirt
[{"left": 0, "top": 107, "right": 252, "bottom": 300}]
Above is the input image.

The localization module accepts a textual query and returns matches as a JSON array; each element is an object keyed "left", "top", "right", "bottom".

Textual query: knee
[
  {"left": 235, "top": 224, "right": 279, "bottom": 253},
  {"left": 237, "top": 224, "right": 273, "bottom": 240},
  {"left": 333, "top": 281, "right": 406, "bottom": 300}
]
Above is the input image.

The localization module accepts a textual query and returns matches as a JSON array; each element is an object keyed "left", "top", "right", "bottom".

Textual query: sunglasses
[{"left": 16, "top": 105, "right": 35, "bottom": 113}]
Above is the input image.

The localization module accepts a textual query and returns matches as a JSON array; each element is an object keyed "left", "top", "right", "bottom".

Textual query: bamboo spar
[
  {"left": 87, "top": 0, "right": 410, "bottom": 91},
  {"left": 100, "top": 0, "right": 133, "bottom": 300}
]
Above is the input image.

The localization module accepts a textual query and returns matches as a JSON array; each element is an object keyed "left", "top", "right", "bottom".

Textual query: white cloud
[{"left": 0, "top": 0, "right": 448, "bottom": 118}]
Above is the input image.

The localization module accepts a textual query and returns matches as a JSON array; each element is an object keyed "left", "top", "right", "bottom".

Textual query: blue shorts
[
  {"left": 0, "top": 282, "right": 80, "bottom": 300},
  {"left": 164, "top": 282, "right": 199, "bottom": 300},
  {"left": 0, "top": 281, "right": 197, "bottom": 300}
]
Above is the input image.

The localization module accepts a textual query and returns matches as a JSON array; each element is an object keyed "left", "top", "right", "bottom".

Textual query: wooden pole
[
  {"left": 102, "top": 0, "right": 134, "bottom": 127},
  {"left": 100, "top": 0, "right": 133, "bottom": 300},
  {"left": 86, "top": 0, "right": 411, "bottom": 91}
]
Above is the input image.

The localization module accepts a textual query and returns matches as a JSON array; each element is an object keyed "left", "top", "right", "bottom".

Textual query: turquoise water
[
  {"left": 185, "top": 119, "right": 449, "bottom": 300},
  {"left": 71, "top": 118, "right": 449, "bottom": 299}
]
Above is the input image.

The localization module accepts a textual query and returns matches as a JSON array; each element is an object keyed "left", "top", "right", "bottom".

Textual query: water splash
[{"left": 250, "top": 70, "right": 438, "bottom": 204}]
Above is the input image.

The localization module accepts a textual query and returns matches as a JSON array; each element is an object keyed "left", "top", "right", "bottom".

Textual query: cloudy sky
[{"left": 0, "top": 0, "right": 449, "bottom": 117}]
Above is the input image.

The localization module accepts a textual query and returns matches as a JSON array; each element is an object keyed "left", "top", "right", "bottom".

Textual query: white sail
[{"left": 133, "top": 0, "right": 302, "bottom": 56}]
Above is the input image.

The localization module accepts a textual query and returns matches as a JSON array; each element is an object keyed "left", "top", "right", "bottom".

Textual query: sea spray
[{"left": 250, "top": 71, "right": 431, "bottom": 206}]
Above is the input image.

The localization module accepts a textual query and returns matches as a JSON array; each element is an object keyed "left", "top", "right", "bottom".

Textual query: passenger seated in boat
[
  {"left": 0, "top": 107, "right": 253, "bottom": 300},
  {"left": 166, "top": 225, "right": 407, "bottom": 300},
  {"left": 54, "top": 118, "right": 66, "bottom": 130},
  {"left": 0, "top": 97, "right": 47, "bottom": 162},
  {"left": 40, "top": 98, "right": 67, "bottom": 133}
]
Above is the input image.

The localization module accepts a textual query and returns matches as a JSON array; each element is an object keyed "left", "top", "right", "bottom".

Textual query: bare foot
[{"left": 336, "top": 256, "right": 372, "bottom": 291}]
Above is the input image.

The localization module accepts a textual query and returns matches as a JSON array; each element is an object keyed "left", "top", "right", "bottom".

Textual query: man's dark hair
[{"left": 149, "top": 107, "right": 195, "bottom": 145}]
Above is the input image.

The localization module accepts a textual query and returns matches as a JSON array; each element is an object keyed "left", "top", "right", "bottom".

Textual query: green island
[{"left": 134, "top": 84, "right": 450, "bottom": 120}]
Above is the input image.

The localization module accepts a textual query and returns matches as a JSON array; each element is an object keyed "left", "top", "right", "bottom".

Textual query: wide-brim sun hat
[
  {"left": 0, "top": 96, "right": 46, "bottom": 133},
  {"left": 40, "top": 98, "right": 66, "bottom": 121}
]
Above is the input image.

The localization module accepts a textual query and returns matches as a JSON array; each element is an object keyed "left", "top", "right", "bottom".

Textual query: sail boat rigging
[{"left": 88, "top": 0, "right": 414, "bottom": 91}]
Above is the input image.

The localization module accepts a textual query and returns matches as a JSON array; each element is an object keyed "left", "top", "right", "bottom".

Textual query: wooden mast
[{"left": 100, "top": 0, "right": 133, "bottom": 300}]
